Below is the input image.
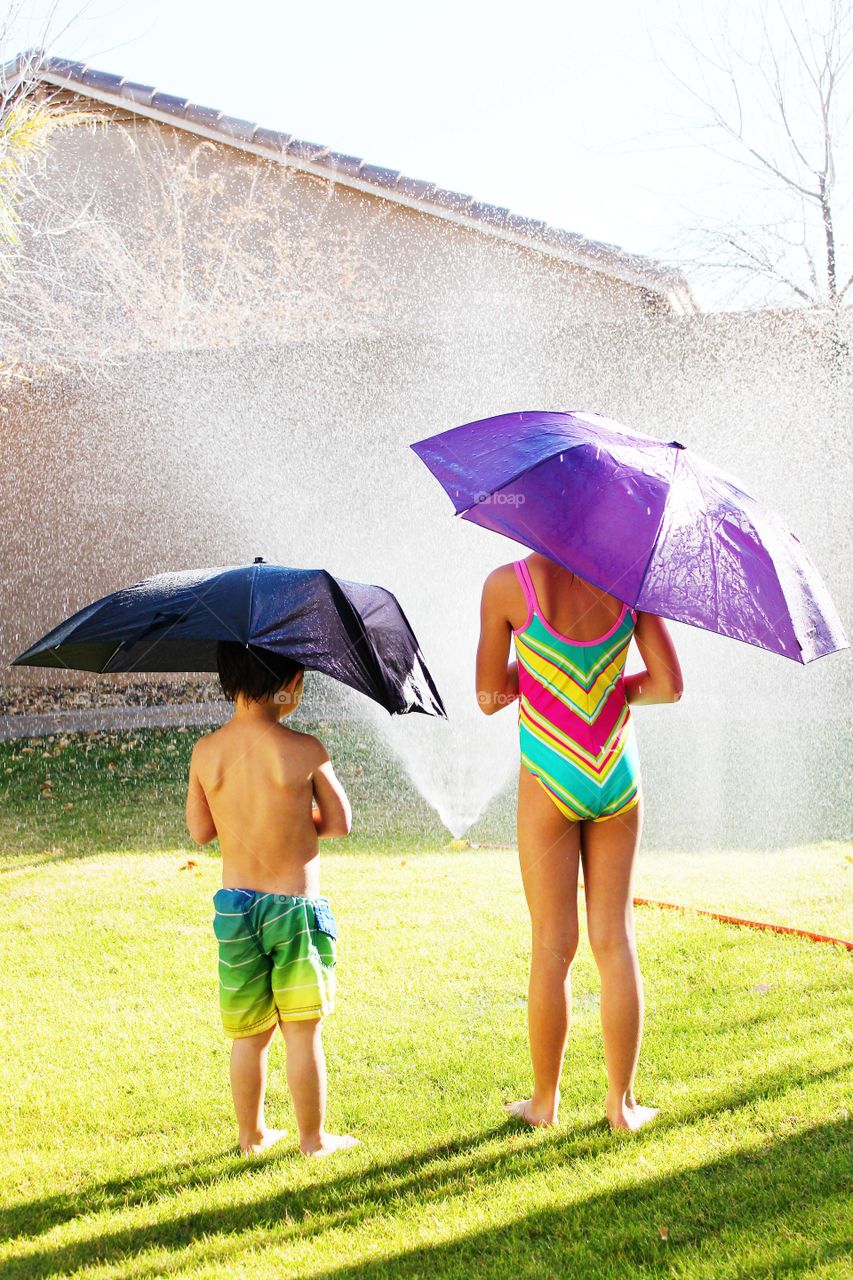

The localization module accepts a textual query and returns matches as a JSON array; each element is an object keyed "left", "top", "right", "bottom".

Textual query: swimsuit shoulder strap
[{"left": 513, "top": 559, "right": 539, "bottom": 620}]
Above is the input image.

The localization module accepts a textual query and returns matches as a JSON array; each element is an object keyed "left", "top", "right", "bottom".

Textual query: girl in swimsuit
[{"left": 477, "top": 553, "right": 683, "bottom": 1132}]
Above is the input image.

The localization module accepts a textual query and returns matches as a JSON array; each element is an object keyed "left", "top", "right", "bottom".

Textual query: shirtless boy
[{"left": 186, "top": 641, "right": 357, "bottom": 1157}]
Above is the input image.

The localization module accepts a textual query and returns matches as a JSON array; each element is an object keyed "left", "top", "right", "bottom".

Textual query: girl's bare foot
[
  {"left": 239, "top": 1127, "right": 288, "bottom": 1156},
  {"left": 606, "top": 1094, "right": 659, "bottom": 1132},
  {"left": 504, "top": 1097, "right": 559, "bottom": 1127},
  {"left": 301, "top": 1133, "right": 359, "bottom": 1157}
]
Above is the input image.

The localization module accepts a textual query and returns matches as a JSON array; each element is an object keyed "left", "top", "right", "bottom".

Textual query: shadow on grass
[
  {"left": 309, "top": 1116, "right": 851, "bottom": 1280},
  {"left": 2, "top": 1061, "right": 849, "bottom": 1278}
]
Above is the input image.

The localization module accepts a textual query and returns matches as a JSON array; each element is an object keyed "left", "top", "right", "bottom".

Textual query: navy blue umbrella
[{"left": 12, "top": 559, "right": 446, "bottom": 717}]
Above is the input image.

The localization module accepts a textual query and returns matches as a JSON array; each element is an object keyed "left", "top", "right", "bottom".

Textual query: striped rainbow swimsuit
[{"left": 513, "top": 560, "right": 641, "bottom": 823}]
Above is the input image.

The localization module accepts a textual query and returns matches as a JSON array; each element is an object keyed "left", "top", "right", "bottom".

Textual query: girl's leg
[
  {"left": 229, "top": 1023, "right": 288, "bottom": 1154},
  {"left": 581, "top": 800, "right": 658, "bottom": 1131},
  {"left": 279, "top": 1017, "right": 358, "bottom": 1157},
  {"left": 507, "top": 765, "right": 581, "bottom": 1126}
]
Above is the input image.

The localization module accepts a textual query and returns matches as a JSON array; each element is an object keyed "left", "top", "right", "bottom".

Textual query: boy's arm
[
  {"left": 186, "top": 745, "right": 218, "bottom": 845},
  {"left": 309, "top": 741, "right": 352, "bottom": 839}
]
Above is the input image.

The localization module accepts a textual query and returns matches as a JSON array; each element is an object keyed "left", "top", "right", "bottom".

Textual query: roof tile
[
  {"left": 504, "top": 213, "right": 547, "bottom": 237},
  {"left": 79, "top": 67, "right": 125, "bottom": 94},
  {"left": 285, "top": 137, "right": 327, "bottom": 160},
  {"left": 394, "top": 176, "right": 437, "bottom": 201},
  {"left": 430, "top": 187, "right": 474, "bottom": 211},
  {"left": 550, "top": 233, "right": 614, "bottom": 256},
  {"left": 215, "top": 114, "right": 257, "bottom": 143},
  {"left": 183, "top": 102, "right": 223, "bottom": 129},
  {"left": 252, "top": 126, "right": 290, "bottom": 152},
  {"left": 357, "top": 163, "right": 401, "bottom": 189},
  {"left": 320, "top": 151, "right": 363, "bottom": 177},
  {"left": 45, "top": 57, "right": 86, "bottom": 79},
  {"left": 467, "top": 201, "right": 511, "bottom": 224},
  {"left": 150, "top": 91, "right": 189, "bottom": 117},
  {"left": 119, "top": 80, "right": 156, "bottom": 107}
]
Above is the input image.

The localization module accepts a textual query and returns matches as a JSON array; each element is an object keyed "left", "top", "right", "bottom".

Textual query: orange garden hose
[
  {"left": 570, "top": 876, "right": 852, "bottom": 950},
  {"left": 460, "top": 856, "right": 851, "bottom": 951},
  {"left": 630, "top": 896, "right": 853, "bottom": 951}
]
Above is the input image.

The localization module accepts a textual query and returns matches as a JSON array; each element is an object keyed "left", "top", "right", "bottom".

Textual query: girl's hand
[{"left": 624, "top": 612, "right": 683, "bottom": 705}]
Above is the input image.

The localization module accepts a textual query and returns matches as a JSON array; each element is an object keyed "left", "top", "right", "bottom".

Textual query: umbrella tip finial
[{"left": 253, "top": 556, "right": 266, "bottom": 564}]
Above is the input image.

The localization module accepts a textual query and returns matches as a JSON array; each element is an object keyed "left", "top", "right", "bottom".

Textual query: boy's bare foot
[
  {"left": 301, "top": 1132, "right": 359, "bottom": 1158},
  {"left": 503, "top": 1098, "right": 559, "bottom": 1128},
  {"left": 606, "top": 1095, "right": 659, "bottom": 1132},
  {"left": 239, "top": 1127, "right": 288, "bottom": 1156}
]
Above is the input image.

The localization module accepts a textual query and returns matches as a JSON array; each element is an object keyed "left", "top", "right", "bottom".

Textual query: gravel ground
[
  {"left": 0, "top": 678, "right": 224, "bottom": 716},
  {"left": 0, "top": 702, "right": 233, "bottom": 740},
  {"left": 0, "top": 678, "right": 346, "bottom": 738}
]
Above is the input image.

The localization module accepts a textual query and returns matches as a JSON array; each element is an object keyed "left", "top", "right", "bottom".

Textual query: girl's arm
[
  {"left": 476, "top": 568, "right": 520, "bottom": 716},
  {"left": 186, "top": 746, "right": 218, "bottom": 844},
  {"left": 624, "top": 612, "right": 684, "bottom": 705}
]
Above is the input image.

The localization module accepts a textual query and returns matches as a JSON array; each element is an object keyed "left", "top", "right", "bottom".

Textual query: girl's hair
[{"left": 216, "top": 641, "right": 303, "bottom": 704}]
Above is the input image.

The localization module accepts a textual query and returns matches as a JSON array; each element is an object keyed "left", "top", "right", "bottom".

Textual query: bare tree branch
[
  {"left": 0, "top": 113, "right": 390, "bottom": 372},
  {"left": 658, "top": 0, "right": 852, "bottom": 310}
]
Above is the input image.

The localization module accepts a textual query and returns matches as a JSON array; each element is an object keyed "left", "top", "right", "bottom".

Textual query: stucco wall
[{"left": 5, "top": 117, "right": 664, "bottom": 369}]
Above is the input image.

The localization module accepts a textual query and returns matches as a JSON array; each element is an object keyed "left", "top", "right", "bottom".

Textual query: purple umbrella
[{"left": 411, "top": 409, "right": 848, "bottom": 664}]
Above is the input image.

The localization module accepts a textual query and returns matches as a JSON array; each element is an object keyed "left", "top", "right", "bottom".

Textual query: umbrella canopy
[
  {"left": 12, "top": 560, "right": 446, "bottom": 717},
  {"left": 411, "top": 410, "right": 848, "bottom": 664}
]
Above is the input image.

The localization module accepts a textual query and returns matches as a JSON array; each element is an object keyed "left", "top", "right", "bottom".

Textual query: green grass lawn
[
  {"left": 2, "top": 724, "right": 850, "bottom": 937},
  {"left": 1, "top": 727, "right": 851, "bottom": 1278}
]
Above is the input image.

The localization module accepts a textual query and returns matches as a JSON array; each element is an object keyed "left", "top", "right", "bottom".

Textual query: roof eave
[{"left": 12, "top": 57, "right": 695, "bottom": 308}]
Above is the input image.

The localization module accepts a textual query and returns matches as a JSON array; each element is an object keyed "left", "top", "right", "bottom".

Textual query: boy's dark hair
[{"left": 216, "top": 642, "right": 304, "bottom": 704}]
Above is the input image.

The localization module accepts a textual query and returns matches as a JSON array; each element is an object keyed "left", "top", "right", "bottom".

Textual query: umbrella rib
[
  {"left": 246, "top": 562, "right": 259, "bottom": 645},
  {"left": 326, "top": 576, "right": 395, "bottom": 700},
  {"left": 703, "top": 480, "right": 721, "bottom": 629},
  {"left": 455, "top": 440, "right": 683, "bottom": 629},
  {"left": 632, "top": 445, "right": 684, "bottom": 612},
  {"left": 102, "top": 641, "right": 125, "bottom": 672},
  {"left": 114, "top": 575, "right": 230, "bottom": 672},
  {"left": 15, "top": 593, "right": 115, "bottom": 663},
  {"left": 48, "top": 645, "right": 72, "bottom": 672},
  {"left": 453, "top": 444, "right": 587, "bottom": 515},
  {"left": 374, "top": 590, "right": 448, "bottom": 717},
  {"left": 92, "top": 570, "right": 239, "bottom": 674},
  {"left": 739, "top": 506, "right": 807, "bottom": 659}
]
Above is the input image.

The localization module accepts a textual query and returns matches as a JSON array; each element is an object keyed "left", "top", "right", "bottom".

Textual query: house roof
[{"left": 2, "top": 49, "right": 695, "bottom": 312}]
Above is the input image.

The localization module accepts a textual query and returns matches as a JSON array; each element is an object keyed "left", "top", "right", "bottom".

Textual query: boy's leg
[
  {"left": 229, "top": 1024, "right": 288, "bottom": 1154},
  {"left": 279, "top": 1017, "right": 357, "bottom": 1157}
]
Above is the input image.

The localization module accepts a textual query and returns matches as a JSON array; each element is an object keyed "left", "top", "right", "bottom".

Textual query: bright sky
[{"left": 4, "top": 0, "right": 849, "bottom": 309}]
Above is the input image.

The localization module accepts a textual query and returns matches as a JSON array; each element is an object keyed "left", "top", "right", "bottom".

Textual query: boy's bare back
[{"left": 187, "top": 716, "right": 349, "bottom": 896}]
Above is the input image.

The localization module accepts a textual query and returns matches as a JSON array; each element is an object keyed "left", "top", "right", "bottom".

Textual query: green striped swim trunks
[{"left": 212, "top": 888, "right": 337, "bottom": 1038}]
